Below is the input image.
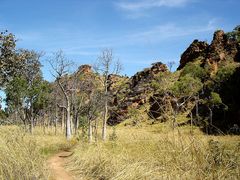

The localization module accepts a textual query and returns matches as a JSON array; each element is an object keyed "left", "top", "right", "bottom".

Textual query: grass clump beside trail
[
  {"left": 67, "top": 124, "right": 240, "bottom": 180},
  {"left": 0, "top": 126, "right": 74, "bottom": 180}
]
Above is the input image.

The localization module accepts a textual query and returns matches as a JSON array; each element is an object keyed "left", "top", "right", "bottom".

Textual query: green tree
[
  {"left": 171, "top": 75, "right": 203, "bottom": 128},
  {"left": 171, "top": 75, "right": 203, "bottom": 97},
  {"left": 5, "top": 50, "right": 47, "bottom": 133},
  {"left": 204, "top": 92, "right": 226, "bottom": 134},
  {"left": 0, "top": 31, "right": 25, "bottom": 87},
  {"left": 226, "top": 25, "right": 240, "bottom": 43},
  {"left": 180, "top": 62, "right": 208, "bottom": 81}
]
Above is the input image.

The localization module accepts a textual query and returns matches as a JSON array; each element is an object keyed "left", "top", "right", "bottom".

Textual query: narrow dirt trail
[{"left": 47, "top": 151, "right": 74, "bottom": 180}]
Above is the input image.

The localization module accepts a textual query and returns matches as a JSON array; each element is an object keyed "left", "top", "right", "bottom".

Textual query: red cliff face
[
  {"left": 107, "top": 62, "right": 168, "bottom": 125},
  {"left": 177, "top": 40, "right": 208, "bottom": 70},
  {"left": 178, "top": 30, "right": 239, "bottom": 72}
]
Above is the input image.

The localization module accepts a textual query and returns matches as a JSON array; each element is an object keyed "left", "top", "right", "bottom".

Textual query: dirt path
[{"left": 48, "top": 151, "right": 74, "bottom": 180}]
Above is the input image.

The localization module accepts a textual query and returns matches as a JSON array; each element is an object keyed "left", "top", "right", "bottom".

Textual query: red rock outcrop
[
  {"left": 178, "top": 30, "right": 239, "bottom": 72},
  {"left": 177, "top": 40, "right": 208, "bottom": 70},
  {"left": 107, "top": 62, "right": 168, "bottom": 125}
]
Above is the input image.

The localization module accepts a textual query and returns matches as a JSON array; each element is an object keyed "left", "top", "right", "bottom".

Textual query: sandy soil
[{"left": 47, "top": 151, "right": 74, "bottom": 180}]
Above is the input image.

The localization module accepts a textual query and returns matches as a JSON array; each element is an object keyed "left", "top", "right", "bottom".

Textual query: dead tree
[
  {"left": 48, "top": 50, "right": 73, "bottom": 140},
  {"left": 94, "top": 49, "right": 122, "bottom": 141}
]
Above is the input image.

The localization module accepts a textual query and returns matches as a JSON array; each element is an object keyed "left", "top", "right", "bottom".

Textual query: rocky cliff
[
  {"left": 177, "top": 27, "right": 240, "bottom": 133},
  {"left": 107, "top": 62, "right": 168, "bottom": 125},
  {"left": 178, "top": 30, "right": 239, "bottom": 73},
  {"left": 67, "top": 27, "right": 240, "bottom": 134}
]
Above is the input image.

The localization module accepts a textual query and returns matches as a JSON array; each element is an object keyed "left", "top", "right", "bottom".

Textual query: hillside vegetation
[{"left": 0, "top": 26, "right": 240, "bottom": 179}]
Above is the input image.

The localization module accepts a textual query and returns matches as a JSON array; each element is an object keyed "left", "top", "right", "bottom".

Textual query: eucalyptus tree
[
  {"left": 0, "top": 31, "right": 25, "bottom": 87},
  {"left": 5, "top": 50, "right": 49, "bottom": 133}
]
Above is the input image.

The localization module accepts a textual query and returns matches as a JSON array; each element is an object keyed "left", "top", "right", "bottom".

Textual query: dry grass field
[
  {"left": 67, "top": 123, "right": 240, "bottom": 180},
  {"left": 0, "top": 123, "right": 239, "bottom": 180},
  {"left": 0, "top": 126, "right": 73, "bottom": 180}
]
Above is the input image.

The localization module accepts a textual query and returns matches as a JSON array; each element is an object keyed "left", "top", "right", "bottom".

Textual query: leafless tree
[
  {"left": 94, "top": 49, "right": 122, "bottom": 141},
  {"left": 48, "top": 50, "right": 73, "bottom": 140},
  {"left": 167, "top": 61, "right": 176, "bottom": 72}
]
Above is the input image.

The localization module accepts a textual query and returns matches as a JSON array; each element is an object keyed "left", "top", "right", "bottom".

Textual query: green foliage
[
  {"left": 150, "top": 71, "right": 178, "bottom": 93},
  {"left": 128, "top": 107, "right": 141, "bottom": 126},
  {"left": 171, "top": 75, "right": 203, "bottom": 97},
  {"left": 214, "top": 63, "right": 237, "bottom": 83},
  {"left": 0, "top": 109, "right": 6, "bottom": 120},
  {"left": 33, "top": 80, "right": 52, "bottom": 111},
  {"left": 4, "top": 50, "right": 49, "bottom": 127},
  {"left": 226, "top": 25, "right": 240, "bottom": 43},
  {"left": 180, "top": 62, "right": 208, "bottom": 80},
  {"left": 5, "top": 76, "right": 28, "bottom": 108},
  {"left": 209, "top": 92, "right": 222, "bottom": 106},
  {"left": 0, "top": 31, "right": 26, "bottom": 87}
]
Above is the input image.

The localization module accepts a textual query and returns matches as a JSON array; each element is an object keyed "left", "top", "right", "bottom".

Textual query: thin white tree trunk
[
  {"left": 102, "top": 77, "right": 108, "bottom": 141},
  {"left": 29, "top": 100, "right": 34, "bottom": 134},
  {"left": 88, "top": 119, "right": 93, "bottom": 143},
  {"left": 102, "top": 97, "right": 108, "bottom": 141},
  {"left": 61, "top": 109, "right": 65, "bottom": 133},
  {"left": 55, "top": 105, "right": 58, "bottom": 135},
  {"left": 66, "top": 100, "right": 72, "bottom": 140}
]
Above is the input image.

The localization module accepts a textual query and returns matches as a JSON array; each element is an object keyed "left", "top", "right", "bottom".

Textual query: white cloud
[
  {"left": 117, "top": 0, "right": 192, "bottom": 11},
  {"left": 125, "top": 20, "right": 215, "bottom": 43},
  {"left": 14, "top": 19, "right": 216, "bottom": 57}
]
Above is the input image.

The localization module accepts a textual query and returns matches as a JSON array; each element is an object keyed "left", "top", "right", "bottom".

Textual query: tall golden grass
[
  {"left": 0, "top": 126, "right": 72, "bottom": 180},
  {"left": 0, "top": 123, "right": 239, "bottom": 180},
  {"left": 67, "top": 124, "right": 240, "bottom": 180}
]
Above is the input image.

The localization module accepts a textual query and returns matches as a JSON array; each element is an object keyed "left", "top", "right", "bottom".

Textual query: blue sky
[{"left": 0, "top": 0, "right": 239, "bottom": 81}]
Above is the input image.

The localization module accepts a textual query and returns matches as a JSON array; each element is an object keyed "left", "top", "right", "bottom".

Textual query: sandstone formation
[
  {"left": 107, "top": 62, "right": 168, "bottom": 125},
  {"left": 177, "top": 40, "right": 208, "bottom": 70},
  {"left": 178, "top": 30, "right": 239, "bottom": 73}
]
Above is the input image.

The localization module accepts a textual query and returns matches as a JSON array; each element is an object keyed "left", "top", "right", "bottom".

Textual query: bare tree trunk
[
  {"left": 82, "top": 125, "right": 85, "bottom": 139},
  {"left": 61, "top": 109, "right": 65, "bottom": 133},
  {"left": 94, "top": 118, "right": 98, "bottom": 142},
  {"left": 29, "top": 101, "right": 34, "bottom": 134},
  {"left": 66, "top": 100, "right": 72, "bottom": 140},
  {"left": 55, "top": 105, "right": 58, "bottom": 135},
  {"left": 47, "top": 111, "right": 50, "bottom": 133},
  {"left": 15, "top": 110, "right": 18, "bottom": 123},
  {"left": 196, "top": 95, "right": 199, "bottom": 122},
  {"left": 74, "top": 112, "right": 79, "bottom": 135},
  {"left": 102, "top": 99, "right": 108, "bottom": 141},
  {"left": 70, "top": 114, "right": 74, "bottom": 135},
  {"left": 22, "top": 110, "right": 27, "bottom": 132},
  {"left": 88, "top": 119, "right": 93, "bottom": 143}
]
